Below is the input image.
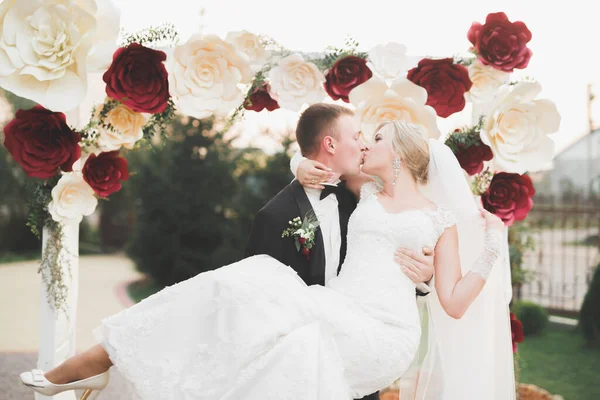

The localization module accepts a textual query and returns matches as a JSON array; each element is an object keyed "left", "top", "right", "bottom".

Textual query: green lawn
[
  {"left": 517, "top": 323, "right": 600, "bottom": 399},
  {"left": 0, "top": 251, "right": 39, "bottom": 264}
]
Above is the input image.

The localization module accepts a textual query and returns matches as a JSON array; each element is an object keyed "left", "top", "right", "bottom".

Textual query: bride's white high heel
[{"left": 19, "top": 369, "right": 109, "bottom": 399}]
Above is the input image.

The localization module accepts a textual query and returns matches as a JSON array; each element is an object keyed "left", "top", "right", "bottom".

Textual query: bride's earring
[{"left": 392, "top": 157, "right": 401, "bottom": 186}]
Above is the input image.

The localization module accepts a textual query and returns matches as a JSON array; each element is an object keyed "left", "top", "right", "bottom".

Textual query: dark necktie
[{"left": 320, "top": 185, "right": 342, "bottom": 200}]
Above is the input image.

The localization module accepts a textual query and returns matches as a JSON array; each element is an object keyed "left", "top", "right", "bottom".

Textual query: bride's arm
[
  {"left": 434, "top": 208, "right": 503, "bottom": 319},
  {"left": 291, "top": 151, "right": 371, "bottom": 198},
  {"left": 290, "top": 150, "right": 333, "bottom": 190}
]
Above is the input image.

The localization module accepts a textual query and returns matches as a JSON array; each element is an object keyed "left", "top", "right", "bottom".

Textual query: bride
[{"left": 20, "top": 120, "right": 503, "bottom": 400}]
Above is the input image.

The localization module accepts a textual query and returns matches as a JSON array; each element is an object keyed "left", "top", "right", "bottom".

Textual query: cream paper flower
[
  {"left": 226, "top": 30, "right": 269, "bottom": 71},
  {"left": 481, "top": 81, "right": 561, "bottom": 174},
  {"left": 267, "top": 53, "right": 326, "bottom": 112},
  {"left": 48, "top": 172, "right": 98, "bottom": 223},
  {"left": 349, "top": 76, "right": 441, "bottom": 139},
  {"left": 465, "top": 59, "right": 510, "bottom": 105},
  {"left": 0, "top": 0, "right": 120, "bottom": 112},
  {"left": 169, "top": 34, "right": 253, "bottom": 119},
  {"left": 95, "top": 101, "right": 148, "bottom": 151},
  {"left": 367, "top": 42, "right": 410, "bottom": 81},
  {"left": 71, "top": 0, "right": 121, "bottom": 72}
]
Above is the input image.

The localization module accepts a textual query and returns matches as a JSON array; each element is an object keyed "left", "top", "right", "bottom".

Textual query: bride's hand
[
  {"left": 479, "top": 207, "right": 504, "bottom": 232},
  {"left": 298, "top": 159, "right": 334, "bottom": 190}
]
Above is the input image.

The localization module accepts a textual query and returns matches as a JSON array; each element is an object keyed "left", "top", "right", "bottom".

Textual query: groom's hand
[{"left": 395, "top": 247, "right": 435, "bottom": 283}]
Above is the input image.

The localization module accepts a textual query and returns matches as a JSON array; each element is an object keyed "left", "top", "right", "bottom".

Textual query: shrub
[
  {"left": 512, "top": 300, "right": 549, "bottom": 336},
  {"left": 579, "top": 265, "right": 600, "bottom": 347}
]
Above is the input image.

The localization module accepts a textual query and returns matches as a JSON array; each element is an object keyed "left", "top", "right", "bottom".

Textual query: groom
[{"left": 245, "top": 103, "right": 433, "bottom": 400}]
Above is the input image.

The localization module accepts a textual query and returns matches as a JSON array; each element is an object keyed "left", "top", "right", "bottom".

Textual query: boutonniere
[{"left": 281, "top": 211, "right": 320, "bottom": 260}]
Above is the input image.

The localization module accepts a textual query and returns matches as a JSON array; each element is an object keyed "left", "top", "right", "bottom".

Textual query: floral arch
[{"left": 0, "top": 0, "right": 557, "bottom": 390}]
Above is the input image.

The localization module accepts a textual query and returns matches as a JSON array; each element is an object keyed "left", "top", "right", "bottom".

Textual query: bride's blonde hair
[{"left": 374, "top": 120, "right": 430, "bottom": 185}]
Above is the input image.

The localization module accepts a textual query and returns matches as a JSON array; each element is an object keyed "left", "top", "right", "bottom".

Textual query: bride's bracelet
[{"left": 470, "top": 230, "right": 502, "bottom": 280}]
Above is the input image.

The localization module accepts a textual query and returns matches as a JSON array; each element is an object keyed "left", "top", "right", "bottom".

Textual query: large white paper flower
[
  {"left": 349, "top": 76, "right": 441, "bottom": 139},
  {"left": 226, "top": 30, "right": 269, "bottom": 72},
  {"left": 481, "top": 81, "right": 561, "bottom": 174},
  {"left": 48, "top": 173, "right": 98, "bottom": 223},
  {"left": 267, "top": 53, "right": 325, "bottom": 112},
  {"left": 0, "top": 0, "right": 120, "bottom": 112},
  {"left": 96, "top": 101, "right": 149, "bottom": 151},
  {"left": 465, "top": 59, "right": 510, "bottom": 105},
  {"left": 169, "top": 34, "right": 253, "bottom": 119},
  {"left": 367, "top": 42, "right": 410, "bottom": 81},
  {"left": 70, "top": 0, "right": 121, "bottom": 72}
]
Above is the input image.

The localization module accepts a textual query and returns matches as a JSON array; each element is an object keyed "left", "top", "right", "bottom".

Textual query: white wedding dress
[{"left": 94, "top": 181, "right": 457, "bottom": 400}]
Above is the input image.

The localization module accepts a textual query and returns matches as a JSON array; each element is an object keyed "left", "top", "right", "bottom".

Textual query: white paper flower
[
  {"left": 267, "top": 53, "right": 326, "bottom": 112},
  {"left": 367, "top": 42, "right": 410, "bottom": 81},
  {"left": 349, "top": 76, "right": 441, "bottom": 139},
  {"left": 48, "top": 173, "right": 98, "bottom": 223},
  {"left": 481, "top": 81, "right": 561, "bottom": 174},
  {"left": 95, "top": 101, "right": 148, "bottom": 151},
  {"left": 70, "top": 0, "right": 121, "bottom": 72},
  {"left": 0, "top": 0, "right": 120, "bottom": 112},
  {"left": 465, "top": 59, "right": 510, "bottom": 105},
  {"left": 169, "top": 34, "right": 253, "bottom": 119},
  {"left": 226, "top": 30, "right": 269, "bottom": 71}
]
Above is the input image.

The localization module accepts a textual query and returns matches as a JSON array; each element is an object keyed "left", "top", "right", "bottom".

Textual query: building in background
[{"left": 533, "top": 83, "right": 600, "bottom": 205}]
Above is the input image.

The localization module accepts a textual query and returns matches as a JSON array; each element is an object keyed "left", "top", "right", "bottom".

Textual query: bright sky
[{"left": 111, "top": 0, "right": 600, "bottom": 154}]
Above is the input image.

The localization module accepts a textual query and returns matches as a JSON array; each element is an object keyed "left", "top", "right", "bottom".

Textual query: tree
[
  {"left": 126, "top": 116, "right": 244, "bottom": 286},
  {"left": 125, "top": 116, "right": 295, "bottom": 287},
  {"left": 579, "top": 264, "right": 600, "bottom": 347},
  {"left": 0, "top": 90, "right": 39, "bottom": 257}
]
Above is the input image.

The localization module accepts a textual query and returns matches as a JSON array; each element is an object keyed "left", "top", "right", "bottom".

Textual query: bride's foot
[{"left": 44, "top": 345, "right": 112, "bottom": 384}]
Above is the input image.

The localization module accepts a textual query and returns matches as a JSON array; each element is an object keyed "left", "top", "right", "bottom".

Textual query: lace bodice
[{"left": 327, "top": 181, "right": 456, "bottom": 326}]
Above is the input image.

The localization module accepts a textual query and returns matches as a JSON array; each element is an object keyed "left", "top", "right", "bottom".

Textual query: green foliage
[
  {"left": 443, "top": 117, "right": 485, "bottom": 155},
  {"left": 125, "top": 116, "right": 295, "bottom": 288},
  {"left": 508, "top": 221, "right": 537, "bottom": 287},
  {"left": 579, "top": 264, "right": 600, "bottom": 347},
  {"left": 25, "top": 176, "right": 59, "bottom": 239},
  {"left": 0, "top": 90, "right": 40, "bottom": 256},
  {"left": 509, "top": 76, "right": 537, "bottom": 86},
  {"left": 454, "top": 54, "right": 475, "bottom": 66},
  {"left": 38, "top": 222, "right": 70, "bottom": 313},
  {"left": 142, "top": 98, "right": 177, "bottom": 141},
  {"left": 311, "top": 36, "right": 368, "bottom": 72},
  {"left": 444, "top": 118, "right": 492, "bottom": 196},
  {"left": 120, "top": 23, "right": 179, "bottom": 47},
  {"left": 512, "top": 300, "right": 549, "bottom": 336}
]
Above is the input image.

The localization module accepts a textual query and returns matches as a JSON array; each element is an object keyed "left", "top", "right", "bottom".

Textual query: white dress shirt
[{"left": 303, "top": 182, "right": 342, "bottom": 286}]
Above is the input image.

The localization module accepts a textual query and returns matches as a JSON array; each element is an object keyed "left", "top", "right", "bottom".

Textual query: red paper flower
[
  {"left": 3, "top": 105, "right": 81, "bottom": 179},
  {"left": 407, "top": 58, "right": 472, "bottom": 118},
  {"left": 468, "top": 12, "right": 533, "bottom": 72},
  {"left": 244, "top": 84, "right": 280, "bottom": 112},
  {"left": 301, "top": 247, "right": 311, "bottom": 260},
  {"left": 82, "top": 151, "right": 130, "bottom": 197},
  {"left": 510, "top": 312, "right": 525, "bottom": 353},
  {"left": 482, "top": 172, "right": 535, "bottom": 226},
  {"left": 324, "top": 56, "right": 373, "bottom": 103},
  {"left": 454, "top": 141, "right": 494, "bottom": 176},
  {"left": 103, "top": 43, "right": 170, "bottom": 114}
]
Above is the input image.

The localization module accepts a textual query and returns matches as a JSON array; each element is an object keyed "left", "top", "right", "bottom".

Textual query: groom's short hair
[{"left": 296, "top": 103, "right": 354, "bottom": 156}]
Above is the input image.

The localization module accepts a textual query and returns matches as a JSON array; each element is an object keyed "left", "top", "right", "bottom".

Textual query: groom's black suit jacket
[
  {"left": 246, "top": 180, "right": 356, "bottom": 285},
  {"left": 245, "top": 180, "right": 379, "bottom": 400}
]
